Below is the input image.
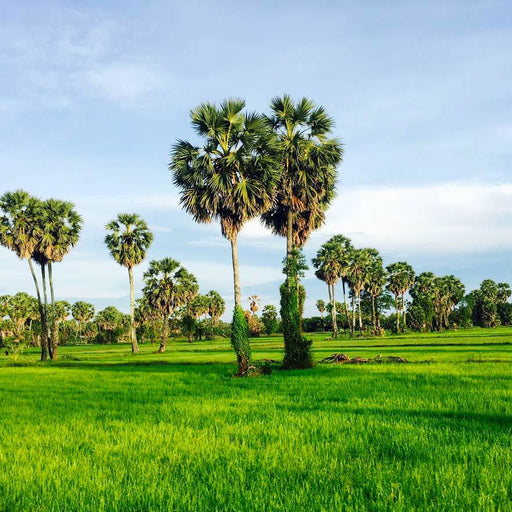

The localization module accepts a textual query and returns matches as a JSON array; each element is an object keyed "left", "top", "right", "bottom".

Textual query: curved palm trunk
[
  {"left": 230, "top": 233, "right": 241, "bottom": 306},
  {"left": 159, "top": 314, "right": 167, "bottom": 353},
  {"left": 128, "top": 267, "right": 139, "bottom": 353},
  {"left": 40, "top": 264, "right": 52, "bottom": 359},
  {"left": 28, "top": 259, "right": 47, "bottom": 361},
  {"left": 48, "top": 261, "right": 59, "bottom": 360},
  {"left": 351, "top": 295, "right": 356, "bottom": 336},
  {"left": 329, "top": 284, "right": 338, "bottom": 339}
]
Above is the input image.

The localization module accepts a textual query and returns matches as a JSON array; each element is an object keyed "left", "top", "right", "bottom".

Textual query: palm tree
[
  {"left": 364, "top": 252, "right": 386, "bottom": 334},
  {"left": 386, "top": 262, "right": 415, "bottom": 333},
  {"left": 170, "top": 99, "right": 279, "bottom": 375},
  {"left": 36, "top": 199, "right": 82, "bottom": 359},
  {"left": 262, "top": 95, "right": 343, "bottom": 259},
  {"left": 0, "top": 190, "right": 49, "bottom": 360},
  {"left": 105, "top": 214, "right": 153, "bottom": 353},
  {"left": 248, "top": 295, "right": 261, "bottom": 316},
  {"left": 142, "top": 258, "right": 198, "bottom": 352},
  {"left": 206, "top": 290, "right": 225, "bottom": 339},
  {"left": 347, "top": 249, "right": 373, "bottom": 335},
  {"left": 312, "top": 241, "right": 343, "bottom": 338}
]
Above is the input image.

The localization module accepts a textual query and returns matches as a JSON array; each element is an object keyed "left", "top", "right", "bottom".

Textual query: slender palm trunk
[
  {"left": 351, "top": 295, "right": 356, "bottom": 336},
  {"left": 402, "top": 295, "right": 407, "bottom": 332},
  {"left": 395, "top": 294, "right": 400, "bottom": 333},
  {"left": 128, "top": 267, "right": 138, "bottom": 353},
  {"left": 357, "top": 293, "right": 363, "bottom": 335},
  {"left": 159, "top": 314, "right": 167, "bottom": 353},
  {"left": 230, "top": 233, "right": 241, "bottom": 306},
  {"left": 371, "top": 295, "right": 377, "bottom": 332},
  {"left": 329, "top": 284, "right": 338, "bottom": 339},
  {"left": 286, "top": 210, "right": 293, "bottom": 261},
  {"left": 48, "top": 261, "right": 59, "bottom": 360},
  {"left": 40, "top": 264, "right": 52, "bottom": 359},
  {"left": 28, "top": 259, "right": 47, "bottom": 361}
]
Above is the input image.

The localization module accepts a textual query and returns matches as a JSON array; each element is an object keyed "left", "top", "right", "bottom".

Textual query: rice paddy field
[{"left": 1, "top": 328, "right": 512, "bottom": 511}]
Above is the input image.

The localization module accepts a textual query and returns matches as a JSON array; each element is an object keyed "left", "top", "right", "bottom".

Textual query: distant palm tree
[
  {"left": 262, "top": 95, "right": 343, "bottom": 258},
  {"left": 386, "top": 262, "right": 415, "bottom": 333},
  {"left": 105, "top": 214, "right": 153, "bottom": 353},
  {"left": 143, "top": 258, "right": 198, "bottom": 352},
  {"left": 364, "top": 251, "right": 386, "bottom": 334},
  {"left": 248, "top": 295, "right": 261, "bottom": 316},
  {"left": 347, "top": 249, "right": 372, "bottom": 335},
  {"left": 72, "top": 301, "right": 95, "bottom": 343}
]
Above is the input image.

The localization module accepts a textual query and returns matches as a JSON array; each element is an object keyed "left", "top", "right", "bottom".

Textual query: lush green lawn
[{"left": 1, "top": 329, "right": 512, "bottom": 511}]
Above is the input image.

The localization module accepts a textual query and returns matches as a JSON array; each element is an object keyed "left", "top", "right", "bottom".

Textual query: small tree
[{"left": 261, "top": 305, "right": 278, "bottom": 335}]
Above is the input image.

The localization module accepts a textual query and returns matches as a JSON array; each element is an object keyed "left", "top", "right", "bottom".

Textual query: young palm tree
[
  {"left": 170, "top": 99, "right": 279, "bottom": 374},
  {"left": 248, "top": 295, "right": 261, "bottom": 316},
  {"left": 142, "top": 258, "right": 198, "bottom": 352},
  {"left": 0, "top": 190, "right": 49, "bottom": 360},
  {"left": 262, "top": 95, "right": 343, "bottom": 258},
  {"left": 105, "top": 214, "right": 153, "bottom": 353}
]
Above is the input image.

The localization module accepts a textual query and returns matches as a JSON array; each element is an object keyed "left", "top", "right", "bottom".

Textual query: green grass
[{"left": 1, "top": 328, "right": 512, "bottom": 511}]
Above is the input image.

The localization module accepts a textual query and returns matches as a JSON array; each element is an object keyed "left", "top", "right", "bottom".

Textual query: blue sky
[{"left": 1, "top": 0, "right": 511, "bottom": 317}]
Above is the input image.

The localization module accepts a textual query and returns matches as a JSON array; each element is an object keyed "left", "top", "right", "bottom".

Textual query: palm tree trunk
[
  {"left": 28, "top": 259, "right": 47, "bottom": 361},
  {"left": 357, "top": 293, "right": 363, "bottom": 335},
  {"left": 351, "top": 295, "right": 356, "bottom": 336},
  {"left": 402, "top": 295, "right": 407, "bottom": 332},
  {"left": 128, "top": 267, "right": 139, "bottom": 353},
  {"left": 286, "top": 209, "right": 293, "bottom": 260},
  {"left": 230, "top": 233, "right": 241, "bottom": 306},
  {"left": 48, "top": 261, "right": 59, "bottom": 360},
  {"left": 395, "top": 294, "right": 400, "bottom": 333},
  {"left": 371, "top": 295, "right": 377, "bottom": 333},
  {"left": 40, "top": 263, "right": 52, "bottom": 359},
  {"left": 330, "top": 284, "right": 338, "bottom": 339},
  {"left": 159, "top": 314, "right": 167, "bottom": 353}
]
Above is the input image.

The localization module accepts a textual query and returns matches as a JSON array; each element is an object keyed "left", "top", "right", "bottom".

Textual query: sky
[{"left": 0, "top": 0, "right": 511, "bottom": 318}]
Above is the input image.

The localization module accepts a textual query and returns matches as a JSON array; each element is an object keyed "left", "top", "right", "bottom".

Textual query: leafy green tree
[
  {"left": 261, "top": 304, "right": 278, "bottom": 335},
  {"left": 105, "top": 214, "right": 153, "bottom": 354},
  {"left": 364, "top": 252, "right": 387, "bottom": 334},
  {"left": 72, "top": 301, "right": 95, "bottom": 343},
  {"left": 95, "top": 306, "right": 125, "bottom": 343},
  {"left": 143, "top": 258, "right": 197, "bottom": 351},
  {"left": 410, "top": 272, "right": 437, "bottom": 331},
  {"left": 347, "top": 248, "right": 374, "bottom": 335},
  {"left": 170, "top": 99, "right": 280, "bottom": 375}
]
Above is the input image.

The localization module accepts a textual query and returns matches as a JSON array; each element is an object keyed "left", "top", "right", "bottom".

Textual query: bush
[{"left": 231, "top": 305, "right": 250, "bottom": 376}]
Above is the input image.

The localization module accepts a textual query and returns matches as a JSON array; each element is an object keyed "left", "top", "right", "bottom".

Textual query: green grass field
[{"left": 1, "top": 328, "right": 512, "bottom": 511}]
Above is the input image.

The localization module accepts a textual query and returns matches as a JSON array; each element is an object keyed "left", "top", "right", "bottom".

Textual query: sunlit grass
[{"left": 1, "top": 328, "right": 511, "bottom": 510}]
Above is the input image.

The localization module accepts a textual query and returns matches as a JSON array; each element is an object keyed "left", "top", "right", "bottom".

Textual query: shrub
[{"left": 231, "top": 305, "right": 250, "bottom": 376}]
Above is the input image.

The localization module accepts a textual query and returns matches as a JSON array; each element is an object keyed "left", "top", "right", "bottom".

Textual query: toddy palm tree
[
  {"left": 347, "top": 249, "right": 373, "bottom": 335},
  {"left": 262, "top": 95, "right": 343, "bottom": 258},
  {"left": 0, "top": 190, "right": 50, "bottom": 360},
  {"left": 170, "top": 99, "right": 279, "bottom": 374},
  {"left": 105, "top": 214, "right": 153, "bottom": 353},
  {"left": 364, "top": 251, "right": 386, "bottom": 334},
  {"left": 71, "top": 301, "right": 95, "bottom": 343},
  {"left": 36, "top": 199, "right": 82, "bottom": 359},
  {"left": 386, "top": 262, "right": 415, "bottom": 333},
  {"left": 142, "top": 258, "right": 198, "bottom": 352},
  {"left": 248, "top": 295, "right": 261, "bottom": 316}
]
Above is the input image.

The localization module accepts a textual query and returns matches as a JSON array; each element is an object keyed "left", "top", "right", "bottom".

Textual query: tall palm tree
[
  {"left": 0, "top": 190, "right": 49, "bottom": 360},
  {"left": 364, "top": 251, "right": 386, "bottom": 334},
  {"left": 36, "top": 199, "right": 82, "bottom": 359},
  {"left": 142, "top": 258, "right": 198, "bottom": 352},
  {"left": 262, "top": 95, "right": 343, "bottom": 258},
  {"left": 105, "top": 214, "right": 153, "bottom": 353},
  {"left": 170, "top": 99, "right": 279, "bottom": 375}
]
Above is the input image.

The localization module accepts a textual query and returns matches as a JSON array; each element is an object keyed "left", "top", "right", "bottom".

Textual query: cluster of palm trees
[
  {"left": 0, "top": 191, "right": 82, "bottom": 359},
  {"left": 170, "top": 95, "right": 343, "bottom": 372}
]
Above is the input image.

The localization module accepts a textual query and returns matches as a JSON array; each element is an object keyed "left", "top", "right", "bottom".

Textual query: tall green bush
[{"left": 231, "top": 305, "right": 251, "bottom": 375}]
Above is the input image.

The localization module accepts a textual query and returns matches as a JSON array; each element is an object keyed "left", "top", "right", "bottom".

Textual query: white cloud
[{"left": 241, "top": 182, "right": 512, "bottom": 256}]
